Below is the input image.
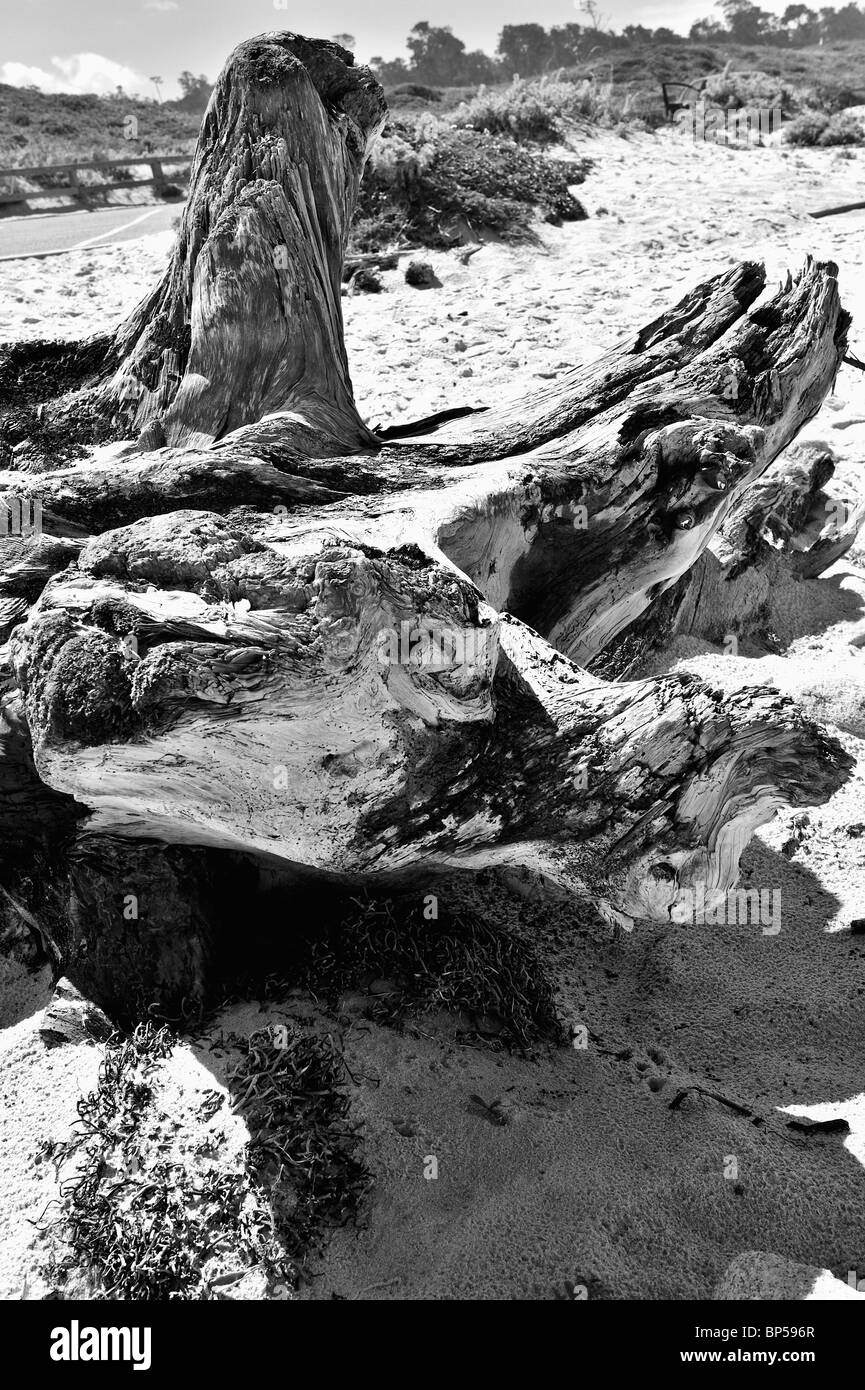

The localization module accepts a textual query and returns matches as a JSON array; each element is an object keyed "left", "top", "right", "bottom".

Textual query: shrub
[
  {"left": 785, "top": 110, "right": 865, "bottom": 146},
  {"left": 784, "top": 110, "right": 831, "bottom": 144},
  {"left": 387, "top": 82, "right": 442, "bottom": 102},
  {"left": 813, "top": 83, "right": 864, "bottom": 115},
  {"left": 562, "top": 76, "right": 621, "bottom": 123},
  {"left": 819, "top": 112, "right": 865, "bottom": 145},
  {"left": 354, "top": 118, "right": 590, "bottom": 251},
  {"left": 703, "top": 69, "right": 793, "bottom": 111},
  {"left": 454, "top": 79, "right": 566, "bottom": 143},
  {"left": 452, "top": 75, "right": 648, "bottom": 143}
]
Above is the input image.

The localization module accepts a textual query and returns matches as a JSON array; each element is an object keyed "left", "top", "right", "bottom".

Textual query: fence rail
[{"left": 0, "top": 154, "right": 193, "bottom": 207}]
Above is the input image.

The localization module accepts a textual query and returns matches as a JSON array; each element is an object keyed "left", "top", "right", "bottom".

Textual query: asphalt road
[{"left": 0, "top": 203, "right": 180, "bottom": 260}]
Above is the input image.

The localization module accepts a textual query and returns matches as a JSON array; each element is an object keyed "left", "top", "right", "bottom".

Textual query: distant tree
[
  {"left": 150, "top": 76, "right": 163, "bottom": 103},
  {"left": 176, "top": 71, "right": 213, "bottom": 111},
  {"left": 406, "top": 22, "right": 467, "bottom": 84},
  {"left": 580, "top": 1, "right": 609, "bottom": 32},
  {"left": 369, "top": 55, "right": 411, "bottom": 85},
  {"left": 783, "top": 2, "right": 811, "bottom": 26},
  {"left": 461, "top": 49, "right": 501, "bottom": 83},
  {"left": 782, "top": 3, "right": 820, "bottom": 41},
  {"left": 717, "top": 0, "right": 774, "bottom": 42},
  {"left": 689, "top": 17, "right": 728, "bottom": 39},
  {"left": 332, "top": 33, "right": 356, "bottom": 51},
  {"left": 822, "top": 1, "right": 865, "bottom": 36},
  {"left": 622, "top": 24, "right": 654, "bottom": 42},
  {"left": 497, "top": 23, "right": 553, "bottom": 75},
  {"left": 652, "top": 26, "right": 683, "bottom": 42},
  {"left": 818, "top": 5, "right": 838, "bottom": 35},
  {"left": 549, "top": 23, "right": 586, "bottom": 66}
]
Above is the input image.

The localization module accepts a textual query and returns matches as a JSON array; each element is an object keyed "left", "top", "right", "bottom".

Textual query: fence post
[{"left": 69, "top": 165, "right": 87, "bottom": 205}]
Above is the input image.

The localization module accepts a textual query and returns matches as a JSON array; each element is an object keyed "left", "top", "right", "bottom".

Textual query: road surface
[{"left": 0, "top": 203, "right": 180, "bottom": 261}]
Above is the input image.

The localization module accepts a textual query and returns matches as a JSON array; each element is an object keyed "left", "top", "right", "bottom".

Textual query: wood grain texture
[{"left": 0, "top": 32, "right": 855, "bottom": 1008}]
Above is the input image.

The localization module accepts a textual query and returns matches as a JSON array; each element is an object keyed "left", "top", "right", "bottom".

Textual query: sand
[{"left": 1, "top": 123, "right": 864, "bottom": 1301}]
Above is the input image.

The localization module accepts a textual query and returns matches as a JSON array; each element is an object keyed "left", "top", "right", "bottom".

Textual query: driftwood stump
[{"left": 0, "top": 32, "right": 855, "bottom": 1017}]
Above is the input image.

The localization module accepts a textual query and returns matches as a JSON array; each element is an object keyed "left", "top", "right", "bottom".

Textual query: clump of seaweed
[
  {"left": 0, "top": 338, "right": 122, "bottom": 468},
  {"left": 229, "top": 1028, "right": 372, "bottom": 1260},
  {"left": 38, "top": 1021, "right": 370, "bottom": 1299},
  {"left": 293, "top": 892, "right": 562, "bottom": 1047}
]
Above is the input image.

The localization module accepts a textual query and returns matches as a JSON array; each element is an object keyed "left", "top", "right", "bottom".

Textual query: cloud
[
  {"left": 143, "top": 1, "right": 179, "bottom": 10},
  {"left": 0, "top": 53, "right": 153, "bottom": 97}
]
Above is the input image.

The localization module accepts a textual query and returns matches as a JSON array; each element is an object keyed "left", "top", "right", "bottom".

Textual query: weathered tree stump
[{"left": 0, "top": 32, "right": 856, "bottom": 1014}]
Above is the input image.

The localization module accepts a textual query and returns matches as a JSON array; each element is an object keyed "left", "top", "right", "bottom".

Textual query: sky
[{"left": 0, "top": 0, "right": 805, "bottom": 99}]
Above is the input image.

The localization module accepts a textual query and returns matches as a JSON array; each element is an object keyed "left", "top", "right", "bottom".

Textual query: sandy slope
[{"left": 1, "top": 125, "right": 864, "bottom": 1301}]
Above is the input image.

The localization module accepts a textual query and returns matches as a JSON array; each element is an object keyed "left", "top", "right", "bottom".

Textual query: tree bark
[
  {"left": 0, "top": 31, "right": 857, "bottom": 1013},
  {"left": 3, "top": 33, "right": 386, "bottom": 462},
  {"left": 592, "top": 439, "right": 865, "bottom": 676}
]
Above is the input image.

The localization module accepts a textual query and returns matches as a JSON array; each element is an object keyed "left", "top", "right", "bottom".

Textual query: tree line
[
  {"left": 370, "top": 5, "right": 865, "bottom": 86},
  {"left": 157, "top": 5, "right": 865, "bottom": 109}
]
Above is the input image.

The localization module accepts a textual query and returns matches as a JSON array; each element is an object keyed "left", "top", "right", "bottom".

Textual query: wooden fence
[{"left": 0, "top": 155, "right": 193, "bottom": 208}]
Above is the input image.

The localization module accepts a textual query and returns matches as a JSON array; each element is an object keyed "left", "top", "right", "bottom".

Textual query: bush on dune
[
  {"left": 352, "top": 114, "right": 591, "bottom": 251},
  {"left": 784, "top": 109, "right": 865, "bottom": 145},
  {"left": 811, "top": 81, "right": 865, "bottom": 114},
  {"left": 451, "top": 74, "right": 655, "bottom": 144},
  {"left": 702, "top": 69, "right": 796, "bottom": 112},
  {"left": 453, "top": 79, "right": 571, "bottom": 143},
  {"left": 386, "top": 82, "right": 442, "bottom": 102}
]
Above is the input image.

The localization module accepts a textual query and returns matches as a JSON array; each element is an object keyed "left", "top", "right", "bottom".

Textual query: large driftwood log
[
  {"left": 592, "top": 440, "right": 865, "bottom": 677},
  {"left": 7, "top": 535, "right": 847, "bottom": 929},
  {"left": 0, "top": 32, "right": 856, "bottom": 1012}
]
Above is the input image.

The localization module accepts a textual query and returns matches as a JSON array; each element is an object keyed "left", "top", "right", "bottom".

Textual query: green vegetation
[
  {"left": 452, "top": 76, "right": 644, "bottom": 142},
  {"left": 34, "top": 888, "right": 558, "bottom": 1298},
  {"left": 0, "top": 86, "right": 199, "bottom": 170},
  {"left": 287, "top": 892, "right": 562, "bottom": 1047},
  {"left": 232, "top": 1027, "right": 372, "bottom": 1260},
  {"left": 39, "top": 1022, "right": 370, "bottom": 1299},
  {"left": 454, "top": 81, "right": 571, "bottom": 143},
  {"left": 784, "top": 108, "right": 865, "bottom": 142},
  {"left": 355, "top": 114, "right": 590, "bottom": 251},
  {"left": 0, "top": 337, "right": 118, "bottom": 469}
]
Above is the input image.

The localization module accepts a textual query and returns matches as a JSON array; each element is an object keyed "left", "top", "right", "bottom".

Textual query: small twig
[
  {"left": 809, "top": 200, "right": 865, "bottom": 220},
  {"left": 350, "top": 1277, "right": 401, "bottom": 1299},
  {"left": 668, "top": 1083, "right": 754, "bottom": 1117}
]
